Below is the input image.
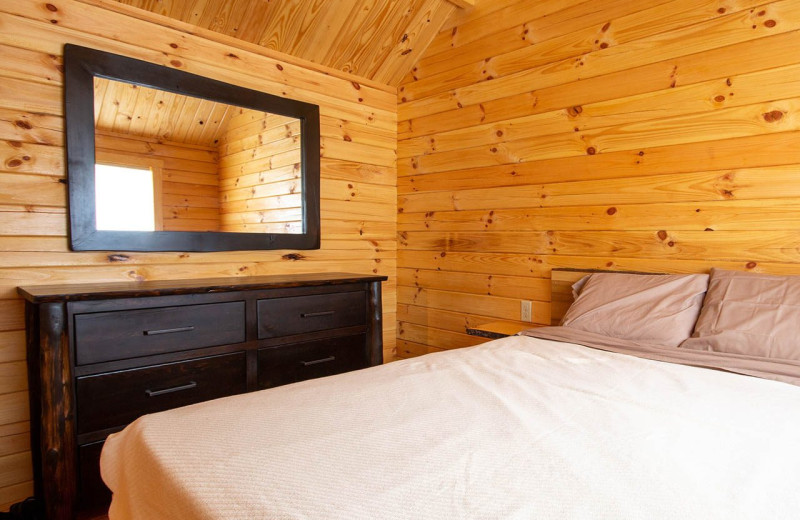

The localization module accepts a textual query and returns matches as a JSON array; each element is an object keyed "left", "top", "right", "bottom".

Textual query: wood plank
[
  {"left": 399, "top": 62, "right": 800, "bottom": 158},
  {"left": 0, "top": 362, "right": 26, "bottom": 395},
  {"left": 398, "top": 250, "right": 800, "bottom": 279},
  {"left": 399, "top": 0, "right": 800, "bottom": 120},
  {"left": 0, "top": 332, "right": 25, "bottom": 364},
  {"left": 401, "top": 0, "right": 766, "bottom": 102},
  {"left": 397, "top": 267, "right": 550, "bottom": 300},
  {"left": 413, "top": 0, "right": 669, "bottom": 82},
  {"left": 0, "top": 392, "right": 28, "bottom": 427},
  {"left": 398, "top": 321, "right": 486, "bottom": 350},
  {"left": 399, "top": 166, "right": 800, "bottom": 213},
  {"left": 398, "top": 131, "right": 800, "bottom": 191},
  {"left": 0, "top": 481, "right": 34, "bottom": 513},
  {"left": 398, "top": 286, "right": 549, "bottom": 323},
  {"left": 399, "top": 29, "right": 800, "bottom": 139},
  {"left": 0, "top": 452, "right": 32, "bottom": 489},
  {"left": 401, "top": 97, "right": 800, "bottom": 175},
  {"left": 81, "top": 0, "right": 397, "bottom": 92},
  {"left": 396, "top": 339, "right": 445, "bottom": 358},
  {"left": 0, "top": 7, "right": 396, "bottom": 114}
]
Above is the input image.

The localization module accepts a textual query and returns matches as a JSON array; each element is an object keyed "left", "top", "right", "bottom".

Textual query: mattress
[{"left": 101, "top": 335, "right": 800, "bottom": 519}]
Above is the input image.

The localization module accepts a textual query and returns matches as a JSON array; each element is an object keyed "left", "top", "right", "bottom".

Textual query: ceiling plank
[{"left": 108, "top": 0, "right": 459, "bottom": 86}]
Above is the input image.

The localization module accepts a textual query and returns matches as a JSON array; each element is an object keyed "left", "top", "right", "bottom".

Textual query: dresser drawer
[
  {"left": 257, "top": 291, "right": 366, "bottom": 339},
  {"left": 76, "top": 352, "right": 246, "bottom": 434},
  {"left": 74, "top": 301, "right": 245, "bottom": 365},
  {"left": 258, "top": 334, "right": 367, "bottom": 388}
]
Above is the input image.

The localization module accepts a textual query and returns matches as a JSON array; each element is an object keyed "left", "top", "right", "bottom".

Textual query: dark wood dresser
[{"left": 18, "top": 272, "right": 386, "bottom": 520}]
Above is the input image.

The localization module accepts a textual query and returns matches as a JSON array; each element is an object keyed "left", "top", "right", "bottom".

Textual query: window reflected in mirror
[
  {"left": 93, "top": 77, "right": 303, "bottom": 235},
  {"left": 95, "top": 163, "right": 158, "bottom": 231}
]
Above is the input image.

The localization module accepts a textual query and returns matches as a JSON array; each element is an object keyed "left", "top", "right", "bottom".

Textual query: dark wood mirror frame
[{"left": 64, "top": 44, "right": 321, "bottom": 252}]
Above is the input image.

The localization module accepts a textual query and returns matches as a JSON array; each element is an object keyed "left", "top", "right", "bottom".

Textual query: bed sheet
[{"left": 102, "top": 335, "right": 800, "bottom": 519}]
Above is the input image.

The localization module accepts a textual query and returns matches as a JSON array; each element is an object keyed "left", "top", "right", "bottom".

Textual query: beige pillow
[
  {"left": 680, "top": 268, "right": 800, "bottom": 360},
  {"left": 561, "top": 272, "right": 709, "bottom": 347}
]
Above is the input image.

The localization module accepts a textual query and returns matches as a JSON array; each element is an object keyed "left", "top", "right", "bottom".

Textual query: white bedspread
[{"left": 101, "top": 335, "right": 800, "bottom": 519}]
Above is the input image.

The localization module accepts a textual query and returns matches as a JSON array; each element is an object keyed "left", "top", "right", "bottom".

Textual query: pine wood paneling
[
  {"left": 397, "top": 0, "right": 800, "bottom": 358},
  {"left": 95, "top": 131, "right": 221, "bottom": 232},
  {"left": 111, "top": 0, "right": 459, "bottom": 86},
  {"left": 218, "top": 110, "right": 303, "bottom": 233},
  {"left": 0, "top": 0, "right": 396, "bottom": 508},
  {"left": 94, "top": 78, "right": 234, "bottom": 146}
]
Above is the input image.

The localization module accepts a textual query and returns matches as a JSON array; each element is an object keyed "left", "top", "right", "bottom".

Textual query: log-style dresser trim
[{"left": 18, "top": 272, "right": 387, "bottom": 520}]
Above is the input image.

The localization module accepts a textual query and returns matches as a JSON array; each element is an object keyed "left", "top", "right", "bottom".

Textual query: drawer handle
[
  {"left": 143, "top": 326, "right": 195, "bottom": 336},
  {"left": 145, "top": 381, "right": 197, "bottom": 397},
  {"left": 301, "top": 356, "right": 336, "bottom": 367},
  {"left": 301, "top": 311, "right": 335, "bottom": 318}
]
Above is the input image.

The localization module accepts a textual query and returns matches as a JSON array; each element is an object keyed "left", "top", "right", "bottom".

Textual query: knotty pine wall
[
  {"left": 96, "top": 131, "right": 222, "bottom": 232},
  {"left": 218, "top": 111, "right": 303, "bottom": 234},
  {"left": 0, "top": 0, "right": 396, "bottom": 508},
  {"left": 396, "top": 0, "right": 800, "bottom": 358}
]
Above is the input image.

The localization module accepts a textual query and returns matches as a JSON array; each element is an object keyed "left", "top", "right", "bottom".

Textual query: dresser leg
[{"left": 36, "top": 303, "right": 77, "bottom": 520}]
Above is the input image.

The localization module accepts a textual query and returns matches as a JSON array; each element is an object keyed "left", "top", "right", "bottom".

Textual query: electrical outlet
[{"left": 520, "top": 300, "right": 532, "bottom": 322}]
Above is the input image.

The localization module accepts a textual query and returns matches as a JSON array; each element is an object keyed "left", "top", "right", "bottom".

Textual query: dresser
[{"left": 18, "top": 272, "right": 386, "bottom": 520}]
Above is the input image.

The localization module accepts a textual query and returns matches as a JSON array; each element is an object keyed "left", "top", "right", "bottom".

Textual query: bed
[{"left": 100, "top": 268, "right": 800, "bottom": 519}]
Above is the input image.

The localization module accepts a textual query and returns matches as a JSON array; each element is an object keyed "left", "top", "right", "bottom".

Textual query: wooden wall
[
  {"left": 396, "top": 0, "right": 800, "bottom": 358},
  {"left": 0, "top": 0, "right": 396, "bottom": 509},
  {"left": 218, "top": 110, "right": 303, "bottom": 233},
  {"left": 96, "top": 131, "right": 221, "bottom": 232}
]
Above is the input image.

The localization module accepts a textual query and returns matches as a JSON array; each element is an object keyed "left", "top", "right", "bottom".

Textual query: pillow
[
  {"left": 560, "top": 272, "right": 709, "bottom": 347},
  {"left": 680, "top": 268, "right": 800, "bottom": 360}
]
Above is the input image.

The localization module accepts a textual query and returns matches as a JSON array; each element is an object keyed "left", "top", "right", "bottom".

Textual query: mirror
[{"left": 64, "top": 44, "right": 320, "bottom": 251}]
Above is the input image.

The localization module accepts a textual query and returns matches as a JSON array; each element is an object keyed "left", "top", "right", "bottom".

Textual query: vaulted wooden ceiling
[{"left": 111, "top": 0, "right": 470, "bottom": 86}]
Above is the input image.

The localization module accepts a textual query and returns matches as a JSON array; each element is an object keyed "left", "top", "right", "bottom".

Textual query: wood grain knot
[
  {"left": 657, "top": 230, "right": 668, "bottom": 240},
  {"left": 282, "top": 253, "right": 306, "bottom": 261},
  {"left": 567, "top": 105, "right": 583, "bottom": 117},
  {"left": 762, "top": 110, "right": 783, "bottom": 122}
]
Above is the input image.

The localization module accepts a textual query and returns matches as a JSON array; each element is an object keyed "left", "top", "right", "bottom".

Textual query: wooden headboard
[{"left": 550, "top": 268, "right": 668, "bottom": 325}]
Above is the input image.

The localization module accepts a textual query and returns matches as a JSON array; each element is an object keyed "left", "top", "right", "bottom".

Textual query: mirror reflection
[{"left": 93, "top": 78, "right": 303, "bottom": 234}]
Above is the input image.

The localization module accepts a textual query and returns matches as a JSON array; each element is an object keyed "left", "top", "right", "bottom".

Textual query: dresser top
[{"left": 18, "top": 272, "right": 387, "bottom": 303}]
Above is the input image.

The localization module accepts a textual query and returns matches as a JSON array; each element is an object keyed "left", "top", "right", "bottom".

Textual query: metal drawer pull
[
  {"left": 301, "top": 356, "right": 336, "bottom": 366},
  {"left": 300, "top": 311, "right": 335, "bottom": 318},
  {"left": 143, "top": 326, "right": 195, "bottom": 336},
  {"left": 145, "top": 381, "right": 197, "bottom": 397}
]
